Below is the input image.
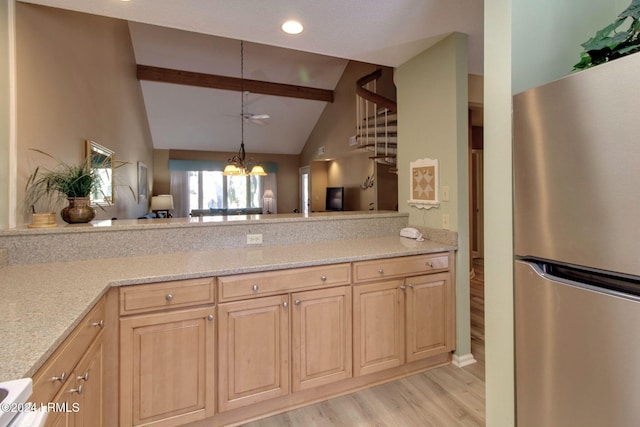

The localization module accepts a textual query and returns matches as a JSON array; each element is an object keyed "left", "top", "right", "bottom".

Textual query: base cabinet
[
  {"left": 291, "top": 286, "right": 352, "bottom": 392},
  {"left": 217, "top": 295, "right": 290, "bottom": 412},
  {"left": 119, "top": 307, "right": 216, "bottom": 427},
  {"left": 353, "top": 255, "right": 455, "bottom": 377}
]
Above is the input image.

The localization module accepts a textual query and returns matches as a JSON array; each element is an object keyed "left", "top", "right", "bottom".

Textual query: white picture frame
[{"left": 408, "top": 157, "right": 440, "bottom": 209}]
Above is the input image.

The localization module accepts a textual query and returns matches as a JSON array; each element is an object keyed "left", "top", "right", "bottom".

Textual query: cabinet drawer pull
[
  {"left": 51, "top": 372, "right": 66, "bottom": 383},
  {"left": 283, "top": 301, "right": 289, "bottom": 308},
  {"left": 207, "top": 314, "right": 214, "bottom": 321},
  {"left": 252, "top": 284, "right": 259, "bottom": 292},
  {"left": 321, "top": 275, "right": 327, "bottom": 281},
  {"left": 166, "top": 294, "right": 174, "bottom": 301},
  {"left": 427, "top": 261, "right": 434, "bottom": 268},
  {"left": 77, "top": 372, "right": 89, "bottom": 382},
  {"left": 294, "top": 299, "right": 301, "bottom": 305},
  {"left": 378, "top": 268, "right": 384, "bottom": 275},
  {"left": 400, "top": 285, "right": 406, "bottom": 290},
  {"left": 91, "top": 320, "right": 104, "bottom": 328},
  {"left": 409, "top": 284, "right": 414, "bottom": 289},
  {"left": 69, "top": 385, "right": 83, "bottom": 395}
]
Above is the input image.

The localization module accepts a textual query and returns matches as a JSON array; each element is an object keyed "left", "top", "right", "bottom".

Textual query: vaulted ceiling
[{"left": 18, "top": 0, "right": 484, "bottom": 155}]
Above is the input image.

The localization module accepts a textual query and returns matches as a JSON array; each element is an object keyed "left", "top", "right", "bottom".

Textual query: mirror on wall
[{"left": 86, "top": 140, "right": 114, "bottom": 206}]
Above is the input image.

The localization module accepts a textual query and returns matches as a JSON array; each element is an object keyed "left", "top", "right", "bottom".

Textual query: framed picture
[
  {"left": 408, "top": 157, "right": 440, "bottom": 209},
  {"left": 137, "top": 161, "right": 148, "bottom": 202}
]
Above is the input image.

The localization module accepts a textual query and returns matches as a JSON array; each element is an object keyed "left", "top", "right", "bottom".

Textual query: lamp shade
[
  {"left": 150, "top": 194, "right": 174, "bottom": 211},
  {"left": 249, "top": 165, "right": 267, "bottom": 176}
]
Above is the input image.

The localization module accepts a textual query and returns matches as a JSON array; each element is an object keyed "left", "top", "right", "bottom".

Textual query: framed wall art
[{"left": 408, "top": 157, "right": 440, "bottom": 209}]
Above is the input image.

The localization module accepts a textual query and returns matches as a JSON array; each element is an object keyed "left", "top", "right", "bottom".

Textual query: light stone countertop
[{"left": 0, "top": 236, "right": 456, "bottom": 382}]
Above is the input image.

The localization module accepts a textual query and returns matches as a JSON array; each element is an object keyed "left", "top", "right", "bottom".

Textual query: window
[{"left": 188, "top": 171, "right": 263, "bottom": 211}]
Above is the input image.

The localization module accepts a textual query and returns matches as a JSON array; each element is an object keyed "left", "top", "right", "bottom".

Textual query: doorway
[{"left": 299, "top": 166, "right": 310, "bottom": 214}]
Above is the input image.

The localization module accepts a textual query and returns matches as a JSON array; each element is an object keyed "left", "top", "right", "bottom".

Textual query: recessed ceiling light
[{"left": 282, "top": 20, "right": 304, "bottom": 35}]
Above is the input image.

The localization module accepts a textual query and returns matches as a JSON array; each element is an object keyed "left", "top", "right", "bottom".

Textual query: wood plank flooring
[{"left": 242, "top": 260, "right": 486, "bottom": 427}]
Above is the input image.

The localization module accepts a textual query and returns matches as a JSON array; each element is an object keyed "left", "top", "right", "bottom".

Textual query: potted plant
[{"left": 25, "top": 149, "right": 101, "bottom": 224}]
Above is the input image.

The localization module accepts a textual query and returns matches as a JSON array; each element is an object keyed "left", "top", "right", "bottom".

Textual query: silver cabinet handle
[
  {"left": 252, "top": 284, "right": 259, "bottom": 292},
  {"left": 283, "top": 301, "right": 289, "bottom": 308},
  {"left": 427, "top": 261, "right": 434, "bottom": 268},
  {"left": 77, "top": 372, "right": 89, "bottom": 382},
  {"left": 378, "top": 268, "right": 384, "bottom": 275},
  {"left": 69, "top": 385, "right": 83, "bottom": 395},
  {"left": 166, "top": 294, "right": 174, "bottom": 301},
  {"left": 91, "top": 320, "right": 104, "bottom": 328},
  {"left": 409, "top": 284, "right": 414, "bottom": 289},
  {"left": 321, "top": 275, "right": 327, "bottom": 281},
  {"left": 51, "top": 372, "right": 66, "bottom": 383},
  {"left": 207, "top": 314, "right": 214, "bottom": 321},
  {"left": 295, "top": 299, "right": 301, "bottom": 305},
  {"left": 400, "top": 285, "right": 406, "bottom": 290}
]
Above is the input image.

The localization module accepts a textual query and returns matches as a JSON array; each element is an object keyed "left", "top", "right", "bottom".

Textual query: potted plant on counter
[{"left": 25, "top": 149, "right": 100, "bottom": 225}]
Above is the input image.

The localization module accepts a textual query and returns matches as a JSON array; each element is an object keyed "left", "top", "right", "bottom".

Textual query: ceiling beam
[{"left": 137, "top": 65, "right": 334, "bottom": 103}]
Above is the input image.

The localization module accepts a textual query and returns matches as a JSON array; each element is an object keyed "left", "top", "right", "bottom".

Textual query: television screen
[{"left": 326, "top": 187, "right": 344, "bottom": 211}]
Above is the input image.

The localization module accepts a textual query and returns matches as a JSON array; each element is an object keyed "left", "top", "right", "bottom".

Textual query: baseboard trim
[{"left": 451, "top": 353, "right": 477, "bottom": 368}]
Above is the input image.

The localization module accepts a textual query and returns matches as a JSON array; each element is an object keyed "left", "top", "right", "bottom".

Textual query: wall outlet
[
  {"left": 318, "top": 146, "right": 325, "bottom": 156},
  {"left": 442, "top": 214, "right": 450, "bottom": 230},
  {"left": 246, "top": 234, "right": 263, "bottom": 245}
]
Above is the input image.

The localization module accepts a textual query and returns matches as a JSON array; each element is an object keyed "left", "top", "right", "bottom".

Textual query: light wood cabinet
[
  {"left": 352, "top": 252, "right": 455, "bottom": 376},
  {"left": 405, "top": 272, "right": 454, "bottom": 362},
  {"left": 30, "top": 299, "right": 106, "bottom": 427},
  {"left": 217, "top": 295, "right": 289, "bottom": 412},
  {"left": 119, "top": 306, "right": 216, "bottom": 427},
  {"left": 353, "top": 279, "right": 405, "bottom": 376},
  {"left": 291, "top": 286, "right": 352, "bottom": 392}
]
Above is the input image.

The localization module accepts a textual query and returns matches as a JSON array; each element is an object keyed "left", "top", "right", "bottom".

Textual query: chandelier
[{"left": 223, "top": 40, "right": 267, "bottom": 176}]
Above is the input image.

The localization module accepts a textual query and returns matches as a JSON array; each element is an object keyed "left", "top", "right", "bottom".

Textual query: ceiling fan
[{"left": 242, "top": 112, "right": 270, "bottom": 126}]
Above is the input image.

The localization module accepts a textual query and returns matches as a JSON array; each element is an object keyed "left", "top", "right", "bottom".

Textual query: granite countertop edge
[{"left": 0, "top": 236, "right": 456, "bottom": 382}]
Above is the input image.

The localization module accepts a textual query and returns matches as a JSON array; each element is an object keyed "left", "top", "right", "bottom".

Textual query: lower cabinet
[
  {"left": 217, "top": 285, "right": 353, "bottom": 411},
  {"left": 119, "top": 307, "right": 216, "bottom": 427},
  {"left": 353, "top": 270, "right": 454, "bottom": 376}
]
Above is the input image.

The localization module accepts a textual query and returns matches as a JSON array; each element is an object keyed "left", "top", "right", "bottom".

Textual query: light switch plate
[{"left": 246, "top": 234, "right": 263, "bottom": 245}]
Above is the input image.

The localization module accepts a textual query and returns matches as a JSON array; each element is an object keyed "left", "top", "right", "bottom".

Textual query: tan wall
[
  {"left": 301, "top": 61, "right": 396, "bottom": 211},
  {"left": 0, "top": 1, "right": 10, "bottom": 227},
  {"left": 156, "top": 149, "right": 301, "bottom": 214},
  {"left": 15, "top": 4, "right": 153, "bottom": 224}
]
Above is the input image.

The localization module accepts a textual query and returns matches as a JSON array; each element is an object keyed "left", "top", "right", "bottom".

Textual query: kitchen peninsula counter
[{"left": 0, "top": 234, "right": 456, "bottom": 382}]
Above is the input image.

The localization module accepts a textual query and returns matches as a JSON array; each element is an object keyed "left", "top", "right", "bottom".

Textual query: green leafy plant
[
  {"left": 24, "top": 149, "right": 101, "bottom": 215},
  {"left": 574, "top": 0, "right": 640, "bottom": 70}
]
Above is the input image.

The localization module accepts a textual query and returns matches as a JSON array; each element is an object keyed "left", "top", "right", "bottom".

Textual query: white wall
[
  {"left": 395, "top": 33, "right": 472, "bottom": 358},
  {"left": 485, "top": 0, "right": 631, "bottom": 425}
]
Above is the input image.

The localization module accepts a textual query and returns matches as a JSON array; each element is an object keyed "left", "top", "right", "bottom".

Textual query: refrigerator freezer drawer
[{"left": 515, "top": 260, "right": 640, "bottom": 427}]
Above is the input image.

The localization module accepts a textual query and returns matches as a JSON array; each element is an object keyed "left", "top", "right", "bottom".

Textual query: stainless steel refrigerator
[{"left": 513, "top": 53, "right": 640, "bottom": 427}]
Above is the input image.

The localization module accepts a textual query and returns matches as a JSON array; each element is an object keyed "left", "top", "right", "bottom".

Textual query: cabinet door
[
  {"left": 70, "top": 334, "right": 103, "bottom": 427},
  {"left": 218, "top": 295, "right": 289, "bottom": 412},
  {"left": 405, "top": 272, "right": 454, "bottom": 362},
  {"left": 291, "top": 286, "right": 352, "bottom": 392},
  {"left": 353, "top": 280, "right": 405, "bottom": 376},
  {"left": 120, "top": 307, "right": 216, "bottom": 427}
]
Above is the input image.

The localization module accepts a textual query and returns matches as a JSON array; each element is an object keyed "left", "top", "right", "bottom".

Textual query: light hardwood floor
[{"left": 241, "top": 260, "right": 486, "bottom": 427}]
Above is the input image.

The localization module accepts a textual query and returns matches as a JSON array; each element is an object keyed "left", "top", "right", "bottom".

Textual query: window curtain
[
  {"left": 170, "top": 171, "right": 190, "bottom": 217},
  {"left": 263, "top": 173, "right": 278, "bottom": 214}
]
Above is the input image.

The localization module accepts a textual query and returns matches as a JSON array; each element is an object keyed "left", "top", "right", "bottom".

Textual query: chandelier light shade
[{"left": 223, "top": 40, "right": 267, "bottom": 177}]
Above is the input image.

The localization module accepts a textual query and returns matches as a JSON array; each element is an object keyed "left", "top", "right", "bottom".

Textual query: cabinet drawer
[
  {"left": 352, "top": 253, "right": 449, "bottom": 283},
  {"left": 119, "top": 277, "right": 215, "bottom": 315},
  {"left": 219, "top": 263, "right": 351, "bottom": 302},
  {"left": 31, "top": 298, "right": 106, "bottom": 405}
]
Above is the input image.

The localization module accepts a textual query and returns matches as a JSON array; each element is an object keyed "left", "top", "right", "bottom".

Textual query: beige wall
[
  {"left": 15, "top": 3, "right": 153, "bottom": 224},
  {"left": 301, "top": 61, "right": 396, "bottom": 212},
  {"left": 0, "top": 0, "right": 10, "bottom": 227},
  {"left": 156, "top": 149, "right": 301, "bottom": 214},
  {"left": 395, "top": 33, "right": 471, "bottom": 357}
]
